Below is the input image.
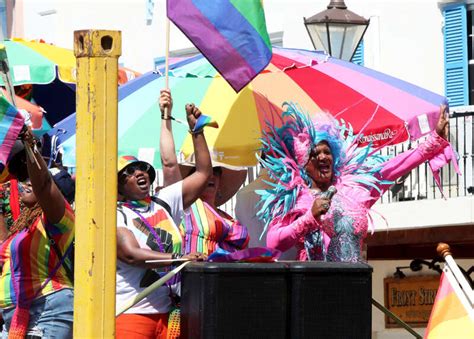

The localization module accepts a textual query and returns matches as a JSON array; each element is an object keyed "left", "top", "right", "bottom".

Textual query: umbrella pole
[{"left": 0, "top": 45, "right": 41, "bottom": 169}]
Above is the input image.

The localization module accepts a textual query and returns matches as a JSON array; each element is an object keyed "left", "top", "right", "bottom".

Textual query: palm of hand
[{"left": 435, "top": 104, "right": 449, "bottom": 140}]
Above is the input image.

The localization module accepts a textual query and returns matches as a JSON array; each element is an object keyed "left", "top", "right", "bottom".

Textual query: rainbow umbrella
[
  {"left": 0, "top": 38, "right": 141, "bottom": 126},
  {"left": 50, "top": 47, "right": 446, "bottom": 168},
  {"left": 0, "top": 38, "right": 141, "bottom": 86}
]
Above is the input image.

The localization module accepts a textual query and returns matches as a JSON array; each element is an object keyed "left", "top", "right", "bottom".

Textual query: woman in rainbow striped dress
[
  {"left": 179, "top": 158, "right": 249, "bottom": 256},
  {"left": 0, "top": 129, "right": 75, "bottom": 338}
]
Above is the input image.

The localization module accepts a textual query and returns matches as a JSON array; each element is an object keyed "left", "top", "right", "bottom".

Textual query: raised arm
[
  {"left": 181, "top": 104, "right": 212, "bottom": 210},
  {"left": 159, "top": 89, "right": 181, "bottom": 186},
  {"left": 0, "top": 186, "right": 9, "bottom": 241},
  {"left": 367, "top": 105, "right": 451, "bottom": 206},
  {"left": 23, "top": 129, "right": 65, "bottom": 224}
]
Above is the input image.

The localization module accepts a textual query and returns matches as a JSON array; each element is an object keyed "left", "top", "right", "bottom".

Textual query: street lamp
[{"left": 304, "top": 0, "right": 369, "bottom": 61}]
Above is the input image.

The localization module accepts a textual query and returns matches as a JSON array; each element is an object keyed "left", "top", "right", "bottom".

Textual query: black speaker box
[
  {"left": 289, "top": 262, "right": 372, "bottom": 339},
  {"left": 180, "top": 261, "right": 372, "bottom": 339},
  {"left": 181, "top": 262, "right": 288, "bottom": 339}
]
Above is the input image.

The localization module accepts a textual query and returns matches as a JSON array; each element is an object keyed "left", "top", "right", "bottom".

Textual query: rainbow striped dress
[
  {"left": 0, "top": 203, "right": 74, "bottom": 337},
  {"left": 180, "top": 199, "right": 249, "bottom": 256}
]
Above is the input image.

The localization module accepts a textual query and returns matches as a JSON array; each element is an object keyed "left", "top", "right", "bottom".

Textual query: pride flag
[
  {"left": 0, "top": 97, "right": 24, "bottom": 165},
  {"left": 167, "top": 0, "right": 272, "bottom": 92},
  {"left": 193, "top": 114, "right": 219, "bottom": 132},
  {"left": 425, "top": 273, "right": 474, "bottom": 338}
]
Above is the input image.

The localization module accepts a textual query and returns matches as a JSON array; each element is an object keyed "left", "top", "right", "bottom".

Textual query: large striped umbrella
[
  {"left": 0, "top": 38, "right": 141, "bottom": 85},
  {"left": 0, "top": 38, "right": 141, "bottom": 126},
  {"left": 51, "top": 47, "right": 446, "bottom": 169}
]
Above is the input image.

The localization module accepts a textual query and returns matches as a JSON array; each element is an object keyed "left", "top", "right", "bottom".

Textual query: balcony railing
[{"left": 379, "top": 112, "right": 473, "bottom": 203}]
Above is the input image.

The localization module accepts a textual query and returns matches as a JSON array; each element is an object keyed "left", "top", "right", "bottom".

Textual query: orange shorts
[{"left": 116, "top": 313, "right": 169, "bottom": 339}]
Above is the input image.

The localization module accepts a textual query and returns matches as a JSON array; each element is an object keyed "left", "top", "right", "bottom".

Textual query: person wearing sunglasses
[{"left": 115, "top": 90, "right": 212, "bottom": 339}]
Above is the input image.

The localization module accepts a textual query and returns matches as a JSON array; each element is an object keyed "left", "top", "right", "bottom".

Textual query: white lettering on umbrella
[{"left": 359, "top": 129, "right": 398, "bottom": 144}]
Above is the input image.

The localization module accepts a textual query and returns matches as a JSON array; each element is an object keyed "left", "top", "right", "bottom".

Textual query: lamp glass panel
[
  {"left": 306, "top": 22, "right": 330, "bottom": 53},
  {"left": 327, "top": 23, "right": 367, "bottom": 60}
]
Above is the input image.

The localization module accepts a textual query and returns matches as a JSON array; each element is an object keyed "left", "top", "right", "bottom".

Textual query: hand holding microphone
[{"left": 311, "top": 186, "right": 337, "bottom": 219}]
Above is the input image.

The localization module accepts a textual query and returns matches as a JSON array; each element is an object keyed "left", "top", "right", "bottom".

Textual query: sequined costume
[{"left": 257, "top": 103, "right": 459, "bottom": 262}]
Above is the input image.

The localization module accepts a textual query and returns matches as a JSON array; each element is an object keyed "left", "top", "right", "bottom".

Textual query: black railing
[{"left": 379, "top": 113, "right": 473, "bottom": 203}]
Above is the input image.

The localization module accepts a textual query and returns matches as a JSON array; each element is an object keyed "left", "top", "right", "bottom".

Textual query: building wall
[{"left": 15, "top": 0, "right": 446, "bottom": 95}]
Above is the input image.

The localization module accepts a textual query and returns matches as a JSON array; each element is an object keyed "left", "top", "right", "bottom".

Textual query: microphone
[{"left": 321, "top": 186, "right": 337, "bottom": 200}]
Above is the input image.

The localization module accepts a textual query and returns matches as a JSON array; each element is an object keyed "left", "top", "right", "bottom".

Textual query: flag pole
[
  {"left": 163, "top": 18, "right": 171, "bottom": 118},
  {"left": 437, "top": 243, "right": 474, "bottom": 305},
  {"left": 116, "top": 261, "right": 190, "bottom": 316}
]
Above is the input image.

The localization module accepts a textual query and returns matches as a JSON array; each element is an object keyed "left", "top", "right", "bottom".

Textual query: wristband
[
  {"left": 189, "top": 129, "right": 204, "bottom": 135},
  {"left": 171, "top": 252, "right": 183, "bottom": 260}
]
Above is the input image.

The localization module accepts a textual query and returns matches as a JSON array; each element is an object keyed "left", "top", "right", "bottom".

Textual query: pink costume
[{"left": 258, "top": 103, "right": 459, "bottom": 262}]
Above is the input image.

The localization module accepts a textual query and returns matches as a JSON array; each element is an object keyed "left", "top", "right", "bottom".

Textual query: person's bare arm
[
  {"left": 24, "top": 129, "right": 65, "bottom": 224},
  {"left": 180, "top": 104, "right": 212, "bottom": 210},
  {"left": 117, "top": 227, "right": 206, "bottom": 268},
  {"left": 159, "top": 89, "right": 181, "bottom": 186},
  {"left": 0, "top": 214, "right": 8, "bottom": 242}
]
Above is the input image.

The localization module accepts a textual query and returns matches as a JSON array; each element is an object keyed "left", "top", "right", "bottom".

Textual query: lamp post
[{"left": 304, "top": 0, "right": 369, "bottom": 61}]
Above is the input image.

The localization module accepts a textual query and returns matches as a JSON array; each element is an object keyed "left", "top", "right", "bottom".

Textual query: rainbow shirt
[
  {"left": 116, "top": 181, "right": 184, "bottom": 315},
  {"left": 0, "top": 203, "right": 74, "bottom": 309},
  {"left": 180, "top": 199, "right": 249, "bottom": 256}
]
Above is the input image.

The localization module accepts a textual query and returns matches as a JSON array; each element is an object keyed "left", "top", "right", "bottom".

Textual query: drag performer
[{"left": 257, "top": 103, "right": 458, "bottom": 262}]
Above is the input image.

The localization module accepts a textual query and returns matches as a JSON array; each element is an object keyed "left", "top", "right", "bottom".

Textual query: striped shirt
[
  {"left": 180, "top": 199, "right": 249, "bottom": 256},
  {"left": 0, "top": 203, "right": 74, "bottom": 309}
]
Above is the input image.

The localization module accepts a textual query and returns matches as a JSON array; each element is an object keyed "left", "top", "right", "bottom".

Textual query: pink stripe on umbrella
[{"left": 316, "top": 61, "right": 440, "bottom": 140}]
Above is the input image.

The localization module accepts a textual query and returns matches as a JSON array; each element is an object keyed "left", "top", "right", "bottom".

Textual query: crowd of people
[{"left": 0, "top": 88, "right": 455, "bottom": 338}]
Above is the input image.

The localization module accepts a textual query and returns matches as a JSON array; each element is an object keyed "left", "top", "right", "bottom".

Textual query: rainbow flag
[
  {"left": 425, "top": 273, "right": 474, "bottom": 338},
  {"left": 0, "top": 97, "right": 24, "bottom": 165},
  {"left": 193, "top": 114, "right": 219, "bottom": 132},
  {"left": 167, "top": 0, "right": 272, "bottom": 92}
]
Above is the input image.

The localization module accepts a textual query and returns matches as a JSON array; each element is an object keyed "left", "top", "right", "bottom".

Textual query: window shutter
[
  {"left": 444, "top": 4, "right": 468, "bottom": 107},
  {"left": 351, "top": 40, "right": 364, "bottom": 66}
]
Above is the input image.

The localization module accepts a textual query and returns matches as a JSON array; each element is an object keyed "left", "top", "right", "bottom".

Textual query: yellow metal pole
[{"left": 73, "top": 30, "right": 121, "bottom": 338}]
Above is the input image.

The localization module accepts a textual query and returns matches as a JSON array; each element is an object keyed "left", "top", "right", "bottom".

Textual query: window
[
  {"left": 155, "top": 31, "right": 284, "bottom": 70},
  {"left": 443, "top": 3, "right": 469, "bottom": 106}
]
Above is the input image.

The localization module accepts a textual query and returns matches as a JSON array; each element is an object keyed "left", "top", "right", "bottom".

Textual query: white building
[{"left": 2, "top": 0, "right": 473, "bottom": 337}]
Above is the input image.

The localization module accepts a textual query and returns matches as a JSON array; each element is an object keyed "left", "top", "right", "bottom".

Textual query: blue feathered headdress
[{"left": 256, "top": 102, "right": 391, "bottom": 237}]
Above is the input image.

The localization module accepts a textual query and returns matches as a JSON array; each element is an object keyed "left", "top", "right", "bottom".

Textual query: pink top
[{"left": 266, "top": 132, "right": 453, "bottom": 262}]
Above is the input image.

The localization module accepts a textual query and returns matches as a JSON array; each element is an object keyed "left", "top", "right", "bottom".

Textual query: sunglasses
[
  {"left": 17, "top": 180, "right": 32, "bottom": 194},
  {"left": 120, "top": 163, "right": 150, "bottom": 179}
]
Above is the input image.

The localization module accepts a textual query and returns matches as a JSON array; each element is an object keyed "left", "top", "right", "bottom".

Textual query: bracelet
[
  {"left": 161, "top": 114, "right": 172, "bottom": 120},
  {"left": 189, "top": 129, "right": 204, "bottom": 135},
  {"left": 171, "top": 253, "right": 183, "bottom": 260}
]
